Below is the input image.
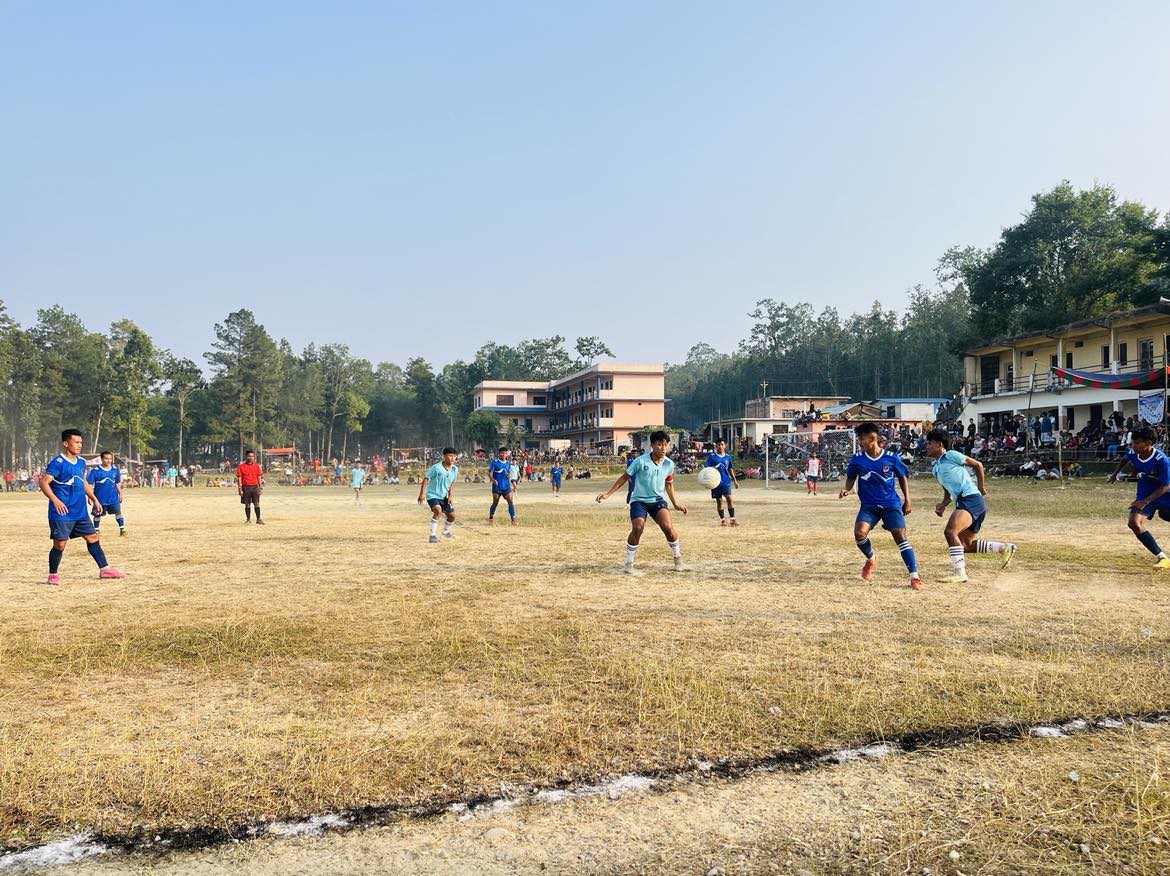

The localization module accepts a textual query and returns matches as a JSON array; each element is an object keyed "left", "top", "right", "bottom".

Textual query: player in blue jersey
[
  {"left": 838, "top": 422, "right": 921, "bottom": 590},
  {"left": 41, "top": 429, "right": 125, "bottom": 585},
  {"left": 550, "top": 463, "right": 565, "bottom": 495},
  {"left": 1107, "top": 425, "right": 1170, "bottom": 569},
  {"left": 704, "top": 438, "right": 740, "bottom": 526},
  {"left": 925, "top": 428, "right": 1016, "bottom": 583},
  {"left": 596, "top": 430, "right": 688, "bottom": 574},
  {"left": 487, "top": 447, "right": 517, "bottom": 525},
  {"left": 419, "top": 447, "right": 459, "bottom": 542},
  {"left": 86, "top": 450, "right": 126, "bottom": 536}
]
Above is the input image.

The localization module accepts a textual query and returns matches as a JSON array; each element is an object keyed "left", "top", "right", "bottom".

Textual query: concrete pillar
[
  {"left": 1110, "top": 326, "right": 1118, "bottom": 373},
  {"left": 1058, "top": 404, "right": 1067, "bottom": 432},
  {"left": 1011, "top": 347, "right": 1020, "bottom": 390}
]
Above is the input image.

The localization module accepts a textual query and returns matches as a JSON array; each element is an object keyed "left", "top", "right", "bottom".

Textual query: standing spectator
[{"left": 3, "top": 469, "right": 13, "bottom": 492}]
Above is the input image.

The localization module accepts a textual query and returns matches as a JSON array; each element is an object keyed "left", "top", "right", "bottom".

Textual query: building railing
[{"left": 966, "top": 354, "right": 1169, "bottom": 398}]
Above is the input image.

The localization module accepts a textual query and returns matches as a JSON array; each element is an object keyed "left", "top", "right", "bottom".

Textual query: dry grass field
[{"left": 1, "top": 474, "right": 1168, "bottom": 867}]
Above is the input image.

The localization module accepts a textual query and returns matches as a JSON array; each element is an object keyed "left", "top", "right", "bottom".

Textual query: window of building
[
  {"left": 1065, "top": 351, "right": 1073, "bottom": 369},
  {"left": 601, "top": 406, "right": 613, "bottom": 418},
  {"left": 533, "top": 395, "right": 546, "bottom": 406},
  {"left": 1119, "top": 342, "right": 1128, "bottom": 366},
  {"left": 602, "top": 379, "right": 613, "bottom": 390},
  {"left": 1074, "top": 340, "right": 1084, "bottom": 348},
  {"left": 1049, "top": 354, "right": 1058, "bottom": 368},
  {"left": 1102, "top": 345, "right": 1110, "bottom": 368},
  {"left": 495, "top": 394, "right": 514, "bottom": 406},
  {"left": 1140, "top": 338, "right": 1154, "bottom": 370},
  {"left": 1024, "top": 350, "right": 1034, "bottom": 357}
]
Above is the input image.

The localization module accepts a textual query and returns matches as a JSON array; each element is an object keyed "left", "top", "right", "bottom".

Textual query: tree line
[{"left": 666, "top": 181, "right": 1170, "bottom": 429}]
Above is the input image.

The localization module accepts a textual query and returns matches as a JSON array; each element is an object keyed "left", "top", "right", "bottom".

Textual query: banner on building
[{"left": 1138, "top": 391, "right": 1165, "bottom": 425}]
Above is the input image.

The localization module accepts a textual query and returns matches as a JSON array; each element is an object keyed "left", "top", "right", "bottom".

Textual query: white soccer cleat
[
  {"left": 442, "top": 530, "right": 455, "bottom": 539},
  {"left": 428, "top": 535, "right": 440, "bottom": 543},
  {"left": 673, "top": 557, "right": 689, "bottom": 572},
  {"left": 937, "top": 573, "right": 969, "bottom": 584}
]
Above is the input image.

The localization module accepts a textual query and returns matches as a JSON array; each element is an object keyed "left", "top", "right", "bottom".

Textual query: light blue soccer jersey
[
  {"left": 846, "top": 451, "right": 907, "bottom": 506},
  {"left": 350, "top": 467, "right": 365, "bottom": 488},
  {"left": 626, "top": 452, "right": 675, "bottom": 503},
  {"left": 86, "top": 464, "right": 122, "bottom": 506},
  {"left": 425, "top": 462, "right": 458, "bottom": 500},
  {"left": 45, "top": 454, "right": 89, "bottom": 521},
  {"left": 1126, "top": 448, "right": 1170, "bottom": 502},
  {"left": 931, "top": 449, "right": 979, "bottom": 499},
  {"left": 705, "top": 452, "right": 733, "bottom": 487}
]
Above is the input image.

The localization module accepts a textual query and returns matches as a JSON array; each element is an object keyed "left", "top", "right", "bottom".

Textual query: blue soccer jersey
[
  {"left": 626, "top": 452, "right": 675, "bottom": 503},
  {"left": 86, "top": 464, "right": 121, "bottom": 506},
  {"left": 846, "top": 451, "right": 907, "bottom": 506},
  {"left": 1126, "top": 448, "right": 1170, "bottom": 501},
  {"left": 45, "top": 454, "right": 89, "bottom": 521},
  {"left": 488, "top": 459, "right": 511, "bottom": 490},
  {"left": 705, "top": 452, "right": 733, "bottom": 487},
  {"left": 551, "top": 465, "right": 564, "bottom": 482},
  {"left": 425, "top": 462, "right": 458, "bottom": 501}
]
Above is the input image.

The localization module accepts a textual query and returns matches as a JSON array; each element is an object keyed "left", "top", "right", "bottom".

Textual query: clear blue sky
[{"left": 3, "top": 2, "right": 1168, "bottom": 370}]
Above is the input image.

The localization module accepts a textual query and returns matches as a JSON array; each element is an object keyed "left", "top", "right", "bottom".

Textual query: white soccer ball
[{"left": 698, "top": 466, "right": 722, "bottom": 489}]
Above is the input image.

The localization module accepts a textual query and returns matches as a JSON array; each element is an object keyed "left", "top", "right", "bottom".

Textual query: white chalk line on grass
[{"left": 2, "top": 711, "right": 1167, "bottom": 873}]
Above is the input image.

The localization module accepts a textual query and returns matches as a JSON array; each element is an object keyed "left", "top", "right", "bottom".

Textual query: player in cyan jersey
[
  {"left": 838, "top": 422, "right": 920, "bottom": 590},
  {"left": 350, "top": 463, "right": 366, "bottom": 505},
  {"left": 487, "top": 447, "right": 517, "bottom": 525},
  {"left": 1108, "top": 425, "right": 1170, "bottom": 569},
  {"left": 704, "top": 438, "right": 739, "bottom": 526},
  {"left": 419, "top": 447, "right": 459, "bottom": 542},
  {"left": 86, "top": 450, "right": 126, "bottom": 536}
]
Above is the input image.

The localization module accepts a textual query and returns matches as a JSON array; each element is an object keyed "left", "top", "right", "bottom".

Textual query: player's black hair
[
  {"left": 649, "top": 430, "right": 669, "bottom": 444},
  {"left": 245, "top": 449, "right": 255, "bottom": 456},
  {"left": 497, "top": 446, "right": 507, "bottom": 453},
  {"left": 925, "top": 428, "right": 951, "bottom": 448},
  {"left": 854, "top": 421, "right": 880, "bottom": 438},
  {"left": 1133, "top": 425, "right": 1156, "bottom": 444},
  {"left": 61, "top": 428, "right": 82, "bottom": 441},
  {"left": 100, "top": 450, "right": 113, "bottom": 458},
  {"left": 442, "top": 446, "right": 457, "bottom": 455},
  {"left": 715, "top": 437, "right": 725, "bottom": 444}
]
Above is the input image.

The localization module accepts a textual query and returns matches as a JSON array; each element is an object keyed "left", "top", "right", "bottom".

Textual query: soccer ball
[{"left": 697, "top": 467, "right": 721, "bottom": 489}]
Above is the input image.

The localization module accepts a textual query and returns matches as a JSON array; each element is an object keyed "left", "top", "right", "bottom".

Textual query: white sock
[
  {"left": 429, "top": 519, "right": 438, "bottom": 536},
  {"left": 443, "top": 520, "right": 453, "bottom": 533},
  {"left": 948, "top": 545, "right": 966, "bottom": 573},
  {"left": 975, "top": 539, "right": 1008, "bottom": 554},
  {"left": 624, "top": 542, "right": 638, "bottom": 565},
  {"left": 667, "top": 539, "right": 681, "bottom": 559}
]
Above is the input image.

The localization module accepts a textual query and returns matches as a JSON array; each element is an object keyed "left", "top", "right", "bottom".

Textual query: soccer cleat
[
  {"left": 730, "top": 518, "right": 739, "bottom": 527},
  {"left": 909, "top": 575, "right": 923, "bottom": 591},
  {"left": 46, "top": 573, "right": 61, "bottom": 586},
  {"left": 621, "top": 561, "right": 642, "bottom": 576},
  {"left": 861, "top": 557, "right": 877, "bottom": 581},
  {"left": 1154, "top": 556, "right": 1170, "bottom": 570},
  {"left": 98, "top": 567, "right": 125, "bottom": 579},
  {"left": 510, "top": 519, "right": 518, "bottom": 526},
  {"left": 673, "top": 557, "right": 689, "bottom": 572},
  {"left": 442, "top": 530, "right": 455, "bottom": 539},
  {"left": 720, "top": 518, "right": 728, "bottom": 527},
  {"left": 119, "top": 528, "right": 127, "bottom": 537},
  {"left": 1001, "top": 544, "right": 1017, "bottom": 570},
  {"left": 255, "top": 519, "right": 265, "bottom": 525},
  {"left": 487, "top": 518, "right": 495, "bottom": 526},
  {"left": 428, "top": 535, "right": 440, "bottom": 543},
  {"left": 937, "top": 573, "right": 969, "bottom": 584}
]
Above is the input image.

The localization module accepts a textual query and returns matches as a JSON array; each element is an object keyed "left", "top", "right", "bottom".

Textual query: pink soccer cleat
[
  {"left": 98, "top": 567, "right": 126, "bottom": 579},
  {"left": 47, "top": 573, "right": 61, "bottom": 586}
]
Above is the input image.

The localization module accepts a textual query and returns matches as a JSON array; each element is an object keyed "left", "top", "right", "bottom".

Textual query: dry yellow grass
[{"left": 1, "top": 476, "right": 1168, "bottom": 848}]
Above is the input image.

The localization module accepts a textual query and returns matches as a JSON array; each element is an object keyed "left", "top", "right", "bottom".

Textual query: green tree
[
  {"left": 204, "top": 309, "right": 282, "bottom": 458},
  {"left": 573, "top": 336, "right": 614, "bottom": 367},
  {"left": 107, "top": 319, "right": 162, "bottom": 460},
  {"left": 162, "top": 354, "right": 205, "bottom": 467},
  {"left": 466, "top": 409, "right": 501, "bottom": 451},
  {"left": 404, "top": 357, "right": 441, "bottom": 443}
]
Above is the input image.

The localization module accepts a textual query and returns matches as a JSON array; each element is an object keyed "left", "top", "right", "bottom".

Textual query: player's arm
[
  {"left": 838, "top": 473, "right": 857, "bottom": 499},
  {"left": 417, "top": 475, "right": 428, "bottom": 504},
  {"left": 665, "top": 476, "right": 687, "bottom": 515},
  {"left": 115, "top": 473, "right": 124, "bottom": 500},
  {"left": 40, "top": 471, "right": 69, "bottom": 516},
  {"left": 935, "top": 486, "right": 952, "bottom": 516},
  {"left": 897, "top": 474, "right": 912, "bottom": 515},
  {"left": 446, "top": 479, "right": 455, "bottom": 504},
  {"left": 1133, "top": 462, "right": 1170, "bottom": 510},
  {"left": 963, "top": 456, "right": 987, "bottom": 495},
  {"left": 596, "top": 472, "right": 629, "bottom": 503},
  {"left": 236, "top": 467, "right": 244, "bottom": 495},
  {"left": 1107, "top": 457, "right": 1130, "bottom": 483}
]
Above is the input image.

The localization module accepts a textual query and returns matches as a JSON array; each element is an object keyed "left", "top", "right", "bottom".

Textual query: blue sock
[
  {"left": 717, "top": 506, "right": 725, "bottom": 519},
  {"left": 86, "top": 540, "right": 108, "bottom": 568},
  {"left": 116, "top": 516, "right": 125, "bottom": 528},
  {"left": 727, "top": 503, "right": 735, "bottom": 519},
  {"left": 855, "top": 537, "right": 874, "bottom": 559},
  {"left": 1137, "top": 530, "right": 1163, "bottom": 556},
  {"left": 508, "top": 503, "right": 516, "bottom": 521},
  {"left": 896, "top": 540, "right": 918, "bottom": 574},
  {"left": 49, "top": 547, "right": 63, "bottom": 573}
]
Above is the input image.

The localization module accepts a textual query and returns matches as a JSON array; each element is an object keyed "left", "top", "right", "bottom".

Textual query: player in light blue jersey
[
  {"left": 838, "top": 422, "right": 920, "bottom": 590},
  {"left": 350, "top": 463, "right": 366, "bottom": 505},
  {"left": 1107, "top": 425, "right": 1170, "bottom": 569},
  {"left": 41, "top": 429, "right": 125, "bottom": 585},
  {"left": 419, "top": 447, "right": 459, "bottom": 542},
  {"left": 704, "top": 438, "right": 740, "bottom": 526},
  {"left": 487, "top": 447, "right": 517, "bottom": 525},
  {"left": 925, "top": 428, "right": 1016, "bottom": 584},
  {"left": 86, "top": 450, "right": 126, "bottom": 536},
  {"left": 596, "top": 430, "right": 688, "bottom": 574}
]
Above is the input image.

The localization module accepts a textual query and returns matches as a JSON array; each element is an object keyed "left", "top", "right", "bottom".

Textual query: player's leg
[
  {"left": 652, "top": 504, "right": 686, "bottom": 571},
  {"left": 886, "top": 521, "right": 921, "bottom": 589},
  {"left": 489, "top": 490, "right": 500, "bottom": 523},
  {"left": 623, "top": 512, "right": 648, "bottom": 572},
  {"left": 941, "top": 509, "right": 974, "bottom": 582},
  {"left": 242, "top": 490, "right": 251, "bottom": 522},
  {"left": 725, "top": 485, "right": 737, "bottom": 526},
  {"left": 428, "top": 502, "right": 442, "bottom": 541},
  {"left": 252, "top": 489, "right": 263, "bottom": 524},
  {"left": 81, "top": 523, "right": 124, "bottom": 578},
  {"left": 111, "top": 501, "right": 126, "bottom": 535},
  {"left": 505, "top": 490, "right": 517, "bottom": 525},
  {"left": 714, "top": 490, "right": 727, "bottom": 525},
  {"left": 853, "top": 514, "right": 877, "bottom": 580},
  {"left": 442, "top": 501, "right": 456, "bottom": 538},
  {"left": 1128, "top": 508, "right": 1169, "bottom": 567},
  {"left": 47, "top": 533, "right": 68, "bottom": 585}
]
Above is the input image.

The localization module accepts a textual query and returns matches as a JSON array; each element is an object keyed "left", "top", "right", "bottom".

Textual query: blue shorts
[
  {"left": 630, "top": 498, "right": 669, "bottom": 520},
  {"left": 856, "top": 505, "right": 906, "bottom": 531},
  {"left": 97, "top": 501, "right": 121, "bottom": 517},
  {"left": 954, "top": 493, "right": 987, "bottom": 534},
  {"left": 710, "top": 483, "right": 732, "bottom": 500},
  {"left": 552, "top": 477, "right": 562, "bottom": 486},
  {"left": 492, "top": 482, "right": 512, "bottom": 496},
  {"left": 1136, "top": 498, "right": 1170, "bottom": 521},
  {"left": 806, "top": 475, "right": 819, "bottom": 483},
  {"left": 427, "top": 497, "right": 454, "bottom": 515},
  {"left": 49, "top": 518, "right": 97, "bottom": 540}
]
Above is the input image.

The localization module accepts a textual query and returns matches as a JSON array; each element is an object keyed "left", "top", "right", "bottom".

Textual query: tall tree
[
  {"left": 162, "top": 354, "right": 205, "bottom": 467},
  {"left": 204, "top": 310, "right": 281, "bottom": 458}
]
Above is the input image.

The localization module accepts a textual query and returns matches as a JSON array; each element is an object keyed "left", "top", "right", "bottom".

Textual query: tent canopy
[{"left": 1052, "top": 366, "right": 1169, "bottom": 391}]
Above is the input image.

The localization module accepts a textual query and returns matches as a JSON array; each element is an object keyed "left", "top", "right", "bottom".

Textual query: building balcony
[{"left": 965, "top": 355, "right": 1168, "bottom": 400}]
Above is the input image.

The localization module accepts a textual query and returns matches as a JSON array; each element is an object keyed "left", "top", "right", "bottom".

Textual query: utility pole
[{"left": 760, "top": 380, "right": 769, "bottom": 488}]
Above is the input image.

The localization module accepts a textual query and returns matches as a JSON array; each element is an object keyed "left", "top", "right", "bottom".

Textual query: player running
[
  {"left": 351, "top": 463, "right": 366, "bottom": 505},
  {"left": 487, "top": 448, "right": 517, "bottom": 525},
  {"left": 1107, "top": 425, "right": 1170, "bottom": 569},
  {"left": 419, "top": 447, "right": 459, "bottom": 542},
  {"left": 925, "top": 428, "right": 1016, "bottom": 583},
  {"left": 237, "top": 450, "right": 264, "bottom": 524},
  {"left": 87, "top": 450, "right": 126, "bottom": 536},
  {"left": 596, "top": 430, "right": 688, "bottom": 574},
  {"left": 838, "top": 422, "right": 921, "bottom": 590},
  {"left": 42, "top": 429, "right": 125, "bottom": 585},
  {"left": 805, "top": 450, "right": 822, "bottom": 495},
  {"left": 550, "top": 462, "right": 565, "bottom": 495},
  {"left": 705, "top": 438, "right": 739, "bottom": 526}
]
